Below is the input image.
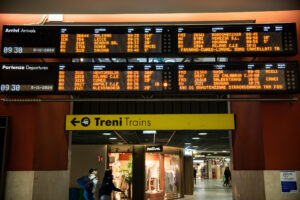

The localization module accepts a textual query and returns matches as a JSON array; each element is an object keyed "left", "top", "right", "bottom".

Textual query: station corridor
[{"left": 183, "top": 179, "right": 232, "bottom": 200}]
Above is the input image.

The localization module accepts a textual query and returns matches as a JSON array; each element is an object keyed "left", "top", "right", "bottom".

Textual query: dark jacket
[
  {"left": 224, "top": 169, "right": 231, "bottom": 178},
  {"left": 99, "top": 178, "right": 122, "bottom": 197}
]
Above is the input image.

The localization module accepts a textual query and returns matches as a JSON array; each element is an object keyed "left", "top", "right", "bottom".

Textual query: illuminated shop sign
[{"left": 146, "top": 145, "right": 163, "bottom": 152}]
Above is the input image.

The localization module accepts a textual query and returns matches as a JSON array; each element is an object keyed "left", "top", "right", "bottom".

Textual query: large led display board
[
  {"left": 0, "top": 62, "right": 298, "bottom": 94},
  {"left": 1, "top": 23, "right": 297, "bottom": 57}
]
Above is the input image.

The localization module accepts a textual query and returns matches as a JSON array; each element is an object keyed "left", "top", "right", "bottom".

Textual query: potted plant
[{"left": 120, "top": 159, "right": 133, "bottom": 199}]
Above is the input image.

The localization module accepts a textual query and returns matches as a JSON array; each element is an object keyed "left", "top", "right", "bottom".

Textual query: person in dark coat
[
  {"left": 99, "top": 169, "right": 124, "bottom": 200},
  {"left": 193, "top": 167, "right": 197, "bottom": 184},
  {"left": 224, "top": 167, "right": 231, "bottom": 187}
]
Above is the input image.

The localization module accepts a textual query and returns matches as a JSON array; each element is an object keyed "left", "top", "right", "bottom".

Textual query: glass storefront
[
  {"left": 164, "top": 154, "right": 181, "bottom": 199},
  {"left": 109, "top": 153, "right": 133, "bottom": 200},
  {"left": 105, "top": 146, "right": 183, "bottom": 200},
  {"left": 145, "top": 153, "right": 164, "bottom": 200},
  {"left": 145, "top": 153, "right": 182, "bottom": 200}
]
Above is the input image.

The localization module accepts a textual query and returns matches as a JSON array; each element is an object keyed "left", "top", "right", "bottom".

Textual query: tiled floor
[{"left": 181, "top": 179, "right": 233, "bottom": 200}]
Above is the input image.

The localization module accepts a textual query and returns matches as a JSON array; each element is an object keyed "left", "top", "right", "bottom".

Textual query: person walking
[
  {"left": 193, "top": 167, "right": 197, "bottom": 185},
  {"left": 99, "top": 169, "right": 124, "bottom": 200},
  {"left": 83, "top": 168, "right": 98, "bottom": 200},
  {"left": 224, "top": 166, "right": 231, "bottom": 187}
]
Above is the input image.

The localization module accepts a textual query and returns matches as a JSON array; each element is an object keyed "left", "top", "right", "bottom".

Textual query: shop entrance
[
  {"left": 69, "top": 128, "right": 233, "bottom": 200},
  {"left": 104, "top": 147, "right": 184, "bottom": 200},
  {"left": 145, "top": 153, "right": 181, "bottom": 199},
  {"left": 108, "top": 152, "right": 133, "bottom": 200}
]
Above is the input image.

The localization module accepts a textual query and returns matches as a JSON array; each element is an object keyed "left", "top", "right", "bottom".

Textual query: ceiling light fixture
[
  {"left": 109, "top": 137, "right": 118, "bottom": 140},
  {"left": 198, "top": 132, "right": 208, "bottom": 135},
  {"left": 103, "top": 132, "right": 112, "bottom": 136},
  {"left": 143, "top": 130, "right": 157, "bottom": 134},
  {"left": 48, "top": 14, "right": 63, "bottom": 22},
  {"left": 192, "top": 137, "right": 200, "bottom": 140}
]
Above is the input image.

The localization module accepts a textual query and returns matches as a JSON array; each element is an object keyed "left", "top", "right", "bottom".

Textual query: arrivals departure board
[
  {"left": 1, "top": 26, "right": 169, "bottom": 57},
  {"left": 57, "top": 64, "right": 171, "bottom": 92},
  {"left": 0, "top": 63, "right": 57, "bottom": 92},
  {"left": 0, "top": 62, "right": 298, "bottom": 94},
  {"left": 176, "top": 24, "right": 297, "bottom": 56},
  {"left": 1, "top": 23, "right": 297, "bottom": 57},
  {"left": 0, "top": 63, "right": 172, "bottom": 93},
  {"left": 177, "top": 63, "right": 298, "bottom": 92},
  {"left": 59, "top": 27, "right": 164, "bottom": 54}
]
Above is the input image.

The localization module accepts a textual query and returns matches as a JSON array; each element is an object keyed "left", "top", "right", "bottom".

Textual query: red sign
[{"left": 98, "top": 155, "right": 103, "bottom": 162}]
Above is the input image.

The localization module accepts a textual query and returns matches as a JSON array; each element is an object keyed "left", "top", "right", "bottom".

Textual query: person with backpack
[
  {"left": 77, "top": 168, "right": 99, "bottom": 200},
  {"left": 99, "top": 169, "right": 124, "bottom": 200}
]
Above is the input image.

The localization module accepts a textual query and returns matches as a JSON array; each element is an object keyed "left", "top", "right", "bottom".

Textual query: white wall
[
  {"left": 264, "top": 171, "right": 300, "bottom": 200},
  {"left": 232, "top": 170, "right": 266, "bottom": 200},
  {"left": 33, "top": 171, "right": 69, "bottom": 200},
  {"left": 232, "top": 170, "right": 300, "bottom": 200},
  {"left": 5, "top": 171, "right": 69, "bottom": 200},
  {"left": 5, "top": 171, "right": 34, "bottom": 200}
]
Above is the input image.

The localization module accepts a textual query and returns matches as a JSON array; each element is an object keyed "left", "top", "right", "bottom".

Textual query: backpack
[
  {"left": 85, "top": 179, "right": 95, "bottom": 193},
  {"left": 77, "top": 176, "right": 94, "bottom": 193}
]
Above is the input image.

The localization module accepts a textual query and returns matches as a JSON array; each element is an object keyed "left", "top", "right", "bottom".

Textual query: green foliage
[{"left": 120, "top": 156, "right": 133, "bottom": 185}]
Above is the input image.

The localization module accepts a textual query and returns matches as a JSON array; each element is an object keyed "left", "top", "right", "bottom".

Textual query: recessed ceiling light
[
  {"left": 143, "top": 130, "right": 157, "bottom": 134},
  {"left": 192, "top": 137, "right": 200, "bottom": 140},
  {"left": 185, "top": 143, "right": 191, "bottom": 145},
  {"left": 109, "top": 137, "right": 118, "bottom": 140},
  {"left": 198, "top": 132, "right": 208, "bottom": 136},
  {"left": 222, "top": 150, "right": 228, "bottom": 153},
  {"left": 48, "top": 14, "right": 63, "bottom": 22},
  {"left": 103, "top": 132, "right": 112, "bottom": 136}
]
